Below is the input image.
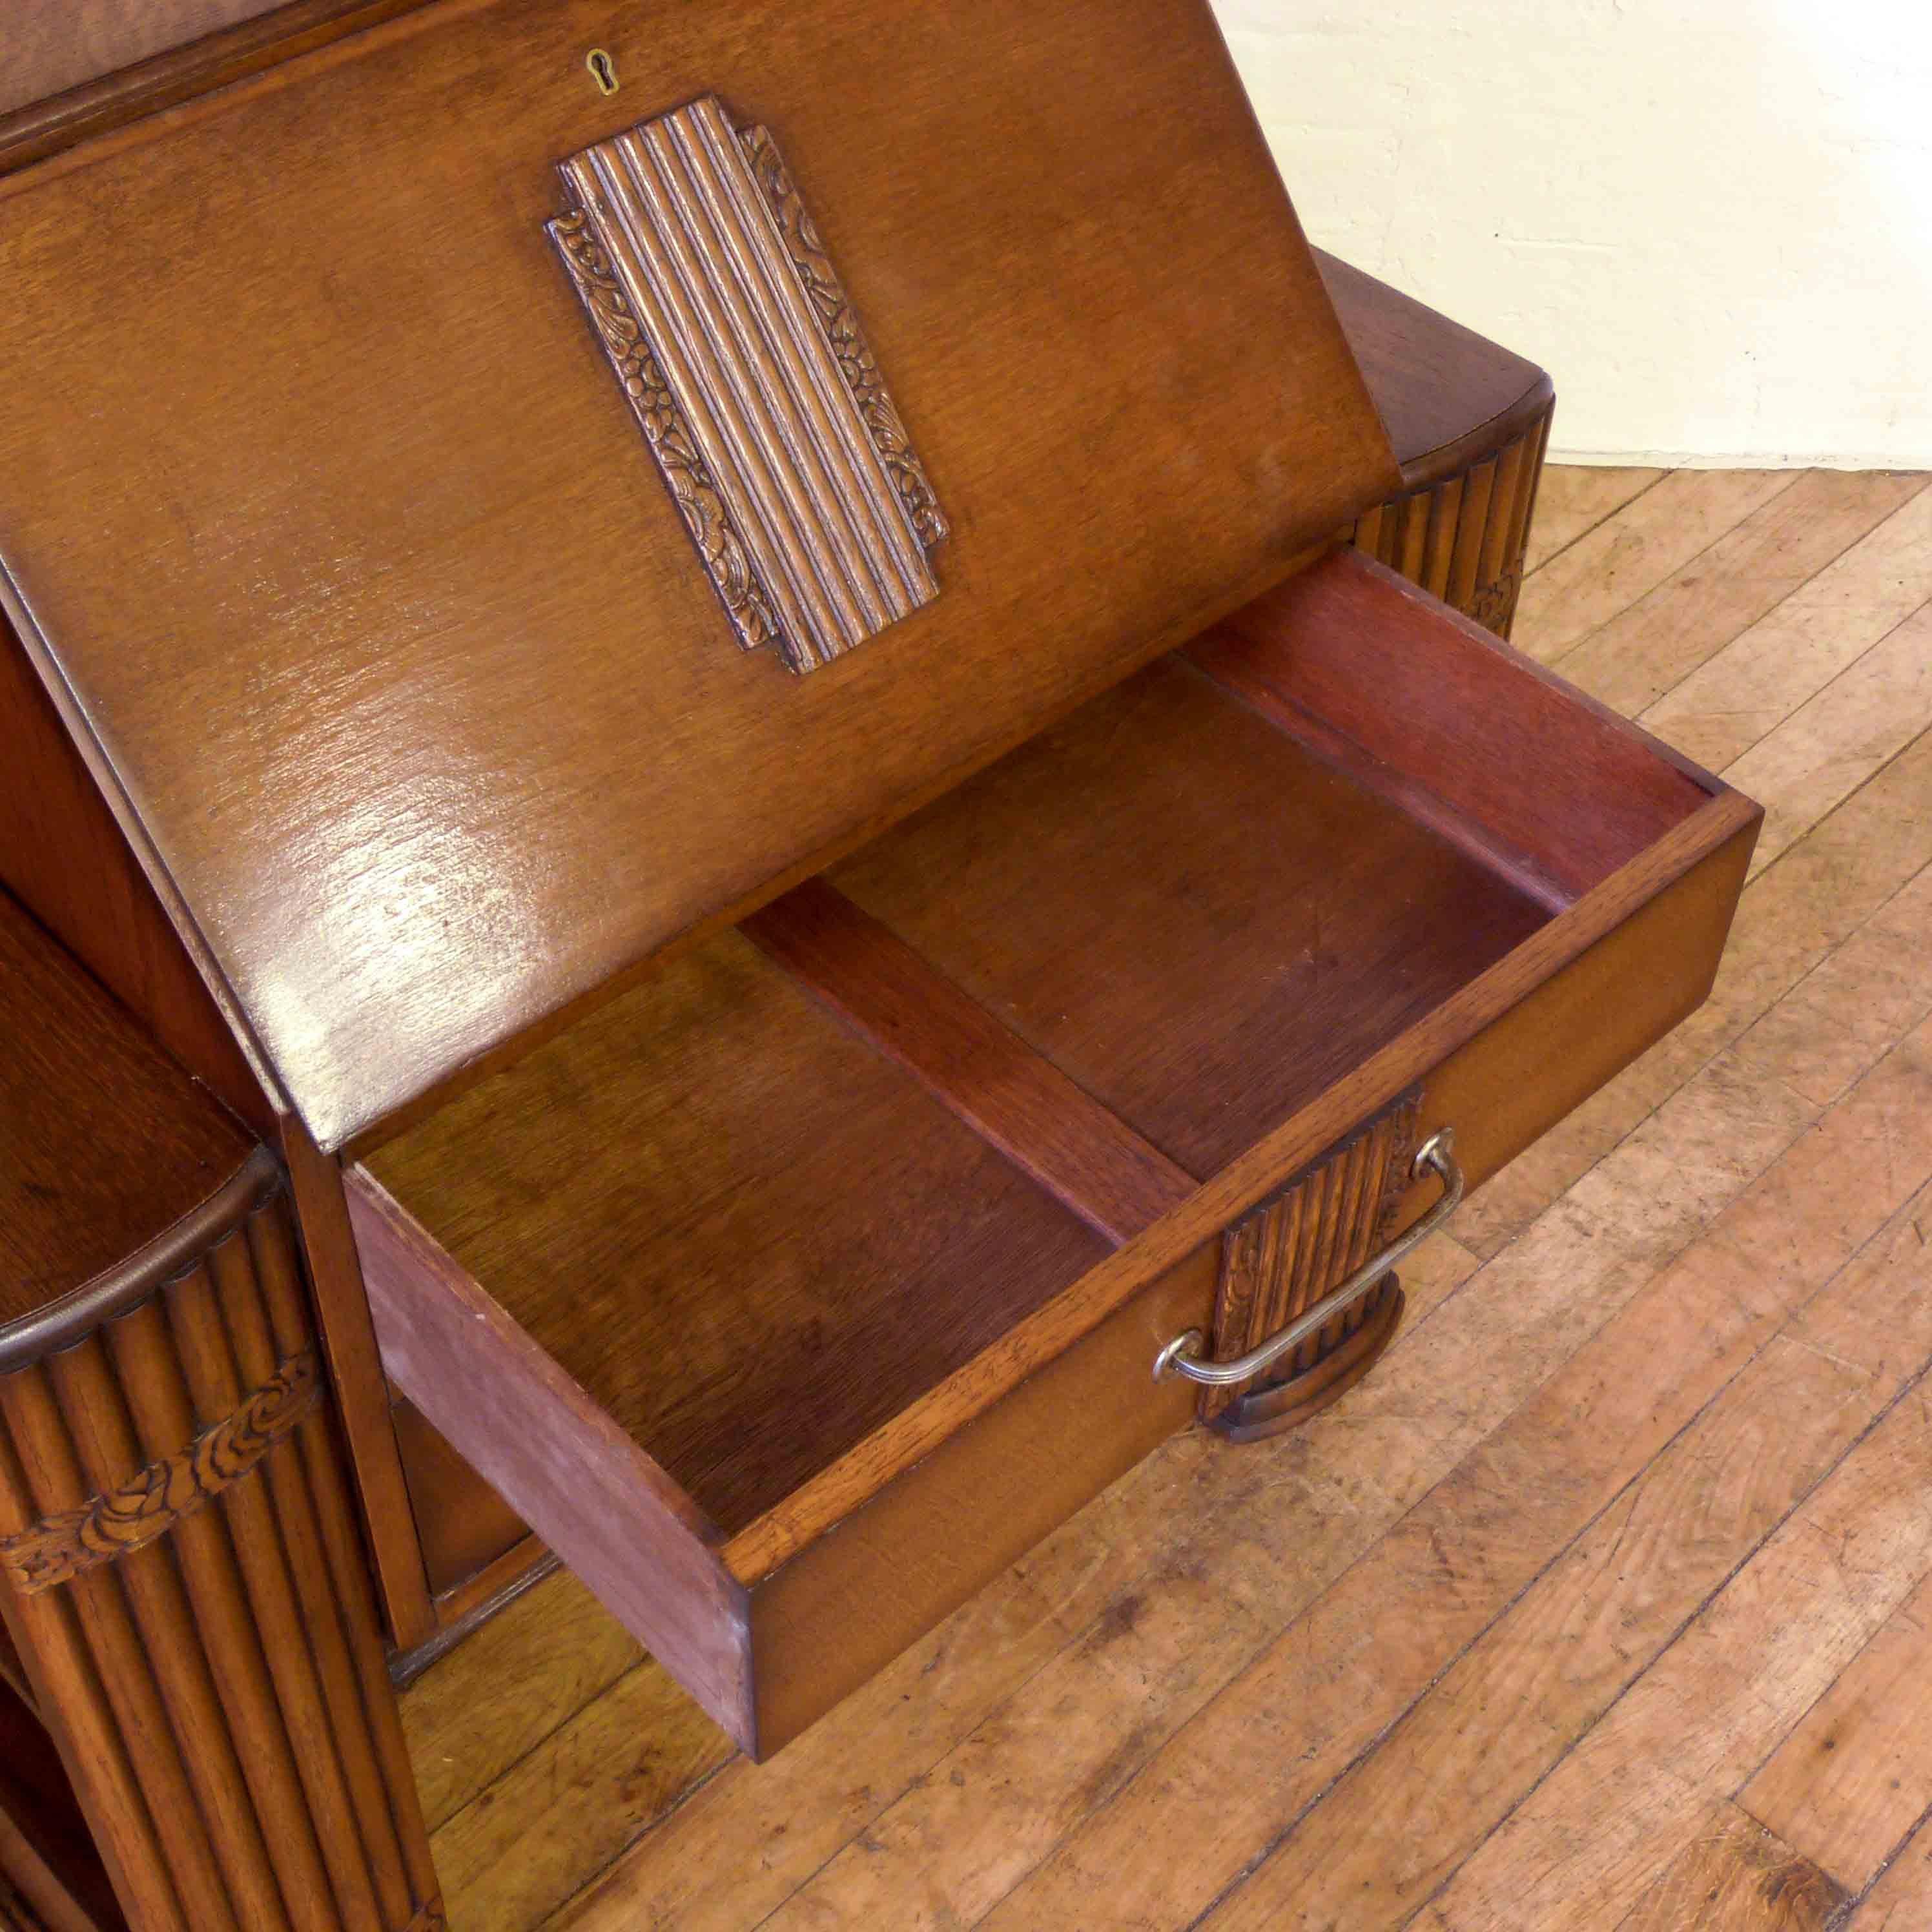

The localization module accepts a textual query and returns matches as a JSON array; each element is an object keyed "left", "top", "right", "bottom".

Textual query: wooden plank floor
[{"left": 402, "top": 466, "right": 1932, "bottom": 1931}]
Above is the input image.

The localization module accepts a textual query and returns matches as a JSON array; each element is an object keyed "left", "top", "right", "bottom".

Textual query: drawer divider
[{"left": 742, "top": 878, "right": 1197, "bottom": 1244}]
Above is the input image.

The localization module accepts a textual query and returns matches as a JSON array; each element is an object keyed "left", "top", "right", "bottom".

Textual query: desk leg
[{"left": 0, "top": 1179, "right": 442, "bottom": 1932}]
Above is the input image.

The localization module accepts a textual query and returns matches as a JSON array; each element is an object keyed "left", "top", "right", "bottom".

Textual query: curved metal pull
[{"left": 1153, "top": 1128, "right": 1463, "bottom": 1388}]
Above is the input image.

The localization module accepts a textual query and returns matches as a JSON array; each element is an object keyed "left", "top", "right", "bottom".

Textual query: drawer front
[{"left": 746, "top": 1245, "right": 1214, "bottom": 1753}]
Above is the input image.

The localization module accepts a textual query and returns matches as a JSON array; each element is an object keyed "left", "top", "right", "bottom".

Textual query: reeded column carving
[{"left": 0, "top": 1155, "right": 442, "bottom": 1932}]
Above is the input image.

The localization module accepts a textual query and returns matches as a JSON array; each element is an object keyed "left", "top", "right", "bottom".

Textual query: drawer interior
[
  {"left": 353, "top": 548, "right": 1743, "bottom": 1754},
  {"left": 830, "top": 653, "right": 1548, "bottom": 1174},
  {"left": 365, "top": 934, "right": 1109, "bottom": 1539}
]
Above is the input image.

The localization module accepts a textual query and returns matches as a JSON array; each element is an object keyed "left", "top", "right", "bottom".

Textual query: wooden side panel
[
  {"left": 1195, "top": 548, "right": 1713, "bottom": 899},
  {"left": 345, "top": 1168, "right": 759, "bottom": 1755},
  {"left": 1416, "top": 820, "right": 1758, "bottom": 1199},
  {"left": 0, "top": 1189, "right": 441, "bottom": 1932},
  {"left": 0, "top": 633, "right": 267, "bottom": 1135}
]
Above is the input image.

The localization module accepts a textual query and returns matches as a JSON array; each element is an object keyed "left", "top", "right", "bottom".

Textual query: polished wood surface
[
  {"left": 549, "top": 99, "right": 946, "bottom": 673},
  {"left": 1200, "top": 1091, "right": 1420, "bottom": 1431},
  {"left": 1320, "top": 251, "right": 1554, "bottom": 639},
  {"left": 1319, "top": 251, "right": 1553, "bottom": 489},
  {"left": 745, "top": 1246, "right": 1213, "bottom": 1755},
  {"left": 276, "top": 1120, "right": 435, "bottom": 1653},
  {"left": 0, "top": 0, "right": 1397, "bottom": 1154},
  {"left": 339, "top": 248, "right": 1570, "bottom": 1637},
  {"left": 1, "top": 1177, "right": 442, "bottom": 1931},
  {"left": 0, "top": 896, "right": 249, "bottom": 1331}
]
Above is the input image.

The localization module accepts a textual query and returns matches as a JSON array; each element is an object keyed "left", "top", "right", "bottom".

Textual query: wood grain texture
[
  {"left": 399, "top": 1570, "right": 650, "bottom": 1836},
  {"left": 0, "top": 1353, "right": 316, "bottom": 1594},
  {"left": 1455, "top": 670, "right": 1932, "bottom": 1262},
  {"left": 1728, "top": 599, "right": 1932, "bottom": 881},
  {"left": 1318, "top": 251, "right": 1552, "bottom": 491},
  {"left": 733, "top": 808, "right": 1756, "bottom": 1590},
  {"left": 1556, "top": 469, "right": 1926, "bottom": 719},
  {"left": 1195, "top": 548, "right": 1718, "bottom": 901},
  {"left": 550, "top": 100, "right": 942, "bottom": 672},
  {"left": 0, "top": 3, "right": 437, "bottom": 176},
  {"left": 386, "top": 1400, "right": 528, "bottom": 1605},
  {"left": 435, "top": 478, "right": 1932, "bottom": 1930},
  {"left": 1743, "top": 1564, "right": 1932, "bottom": 1893},
  {"left": 378, "top": 772, "right": 1749, "bottom": 1768},
  {"left": 1614, "top": 1805, "right": 1848, "bottom": 1932},
  {"left": 954, "top": 959, "right": 1929, "bottom": 1932},
  {"left": 1322, "top": 254, "right": 1556, "bottom": 640},
  {"left": 1514, "top": 468, "right": 1795, "bottom": 664},
  {"left": 1195, "top": 1180, "right": 1932, "bottom": 1932},
  {"left": 1523, "top": 467, "right": 1666, "bottom": 574},
  {"left": 1348, "top": 413, "right": 1551, "bottom": 638},
  {"left": 0, "top": 0, "right": 289, "bottom": 116},
  {"left": 0, "top": 626, "right": 269, "bottom": 1133},
  {"left": 1430, "top": 1342, "right": 1932, "bottom": 1929},
  {"left": 277, "top": 1120, "right": 435, "bottom": 1653},
  {"left": 0, "top": 0, "right": 1398, "bottom": 1152},
  {"left": 0, "top": 1680, "right": 121, "bottom": 1932},
  {"left": 745, "top": 1244, "right": 1213, "bottom": 1757},
  {"left": 1848, "top": 1822, "right": 1932, "bottom": 1928},
  {"left": 1641, "top": 480, "right": 1932, "bottom": 774}
]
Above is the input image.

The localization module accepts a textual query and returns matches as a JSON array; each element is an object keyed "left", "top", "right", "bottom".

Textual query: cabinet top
[{"left": 0, "top": 0, "right": 1397, "bottom": 1149}]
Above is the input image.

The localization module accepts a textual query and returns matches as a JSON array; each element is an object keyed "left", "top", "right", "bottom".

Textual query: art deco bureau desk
[{"left": 0, "top": 1, "right": 1752, "bottom": 1925}]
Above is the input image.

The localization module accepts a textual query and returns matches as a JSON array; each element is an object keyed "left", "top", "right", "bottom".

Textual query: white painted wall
[{"left": 1213, "top": 1, "right": 1932, "bottom": 468}]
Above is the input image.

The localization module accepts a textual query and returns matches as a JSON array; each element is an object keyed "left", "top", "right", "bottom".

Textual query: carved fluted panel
[
  {"left": 550, "top": 95, "right": 945, "bottom": 673},
  {"left": 0, "top": 1167, "right": 441, "bottom": 1932},
  {"left": 1202, "top": 1091, "right": 1421, "bottom": 1435},
  {"left": 1349, "top": 397, "right": 1553, "bottom": 639}
]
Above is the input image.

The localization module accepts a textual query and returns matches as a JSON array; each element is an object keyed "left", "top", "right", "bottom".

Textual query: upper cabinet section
[{"left": 0, "top": 0, "right": 1398, "bottom": 1149}]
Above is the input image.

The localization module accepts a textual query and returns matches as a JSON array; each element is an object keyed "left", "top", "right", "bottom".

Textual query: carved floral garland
[{"left": 1, "top": 1351, "right": 318, "bottom": 1594}]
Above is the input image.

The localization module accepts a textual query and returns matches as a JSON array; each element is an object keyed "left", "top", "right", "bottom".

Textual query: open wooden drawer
[{"left": 344, "top": 548, "right": 1758, "bottom": 1758}]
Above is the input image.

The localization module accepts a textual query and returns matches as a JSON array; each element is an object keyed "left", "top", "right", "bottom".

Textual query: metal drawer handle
[{"left": 1153, "top": 1129, "right": 1463, "bottom": 1387}]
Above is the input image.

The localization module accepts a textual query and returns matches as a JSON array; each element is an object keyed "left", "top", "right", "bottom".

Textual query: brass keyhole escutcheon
[{"left": 585, "top": 48, "right": 618, "bottom": 96}]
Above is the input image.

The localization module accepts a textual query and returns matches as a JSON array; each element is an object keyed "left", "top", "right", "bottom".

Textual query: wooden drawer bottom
[{"left": 349, "top": 549, "right": 1756, "bottom": 1756}]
